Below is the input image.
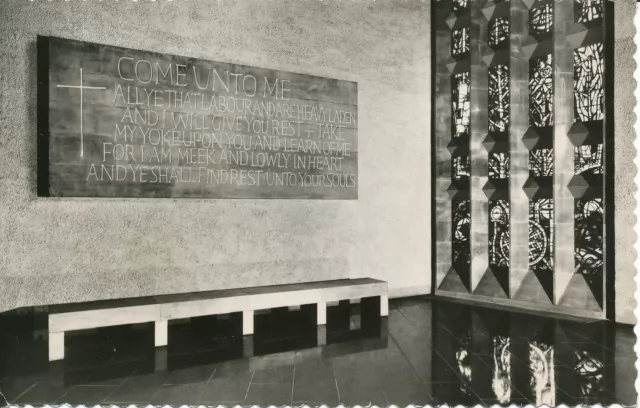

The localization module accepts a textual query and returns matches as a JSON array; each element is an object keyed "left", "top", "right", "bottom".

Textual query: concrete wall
[
  {"left": 613, "top": 0, "right": 637, "bottom": 326},
  {"left": 0, "top": 0, "right": 431, "bottom": 312}
]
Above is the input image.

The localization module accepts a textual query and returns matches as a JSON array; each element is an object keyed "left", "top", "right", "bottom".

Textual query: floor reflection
[
  {"left": 529, "top": 340, "right": 555, "bottom": 406},
  {"left": 492, "top": 335, "right": 511, "bottom": 404},
  {"left": 429, "top": 300, "right": 633, "bottom": 406},
  {"left": 455, "top": 332, "right": 472, "bottom": 396},
  {"left": 0, "top": 297, "right": 635, "bottom": 406},
  {"left": 575, "top": 349, "right": 605, "bottom": 396}
]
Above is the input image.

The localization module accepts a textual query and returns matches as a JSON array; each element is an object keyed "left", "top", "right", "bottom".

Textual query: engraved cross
[{"left": 57, "top": 68, "right": 107, "bottom": 157}]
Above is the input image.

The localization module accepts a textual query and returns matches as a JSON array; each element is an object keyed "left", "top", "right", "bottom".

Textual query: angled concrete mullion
[
  {"left": 553, "top": 0, "right": 576, "bottom": 304},
  {"left": 509, "top": 0, "right": 531, "bottom": 298},
  {"left": 470, "top": 0, "right": 489, "bottom": 292},
  {"left": 435, "top": 3, "right": 454, "bottom": 289}
]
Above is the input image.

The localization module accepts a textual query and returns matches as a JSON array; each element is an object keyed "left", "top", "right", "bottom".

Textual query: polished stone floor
[{"left": 0, "top": 297, "right": 636, "bottom": 406}]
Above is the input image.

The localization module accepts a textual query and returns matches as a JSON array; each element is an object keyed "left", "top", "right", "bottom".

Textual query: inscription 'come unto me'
[{"left": 40, "top": 37, "right": 358, "bottom": 199}]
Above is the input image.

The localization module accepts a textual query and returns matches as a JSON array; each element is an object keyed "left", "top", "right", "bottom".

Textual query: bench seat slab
[{"left": 47, "top": 279, "right": 388, "bottom": 361}]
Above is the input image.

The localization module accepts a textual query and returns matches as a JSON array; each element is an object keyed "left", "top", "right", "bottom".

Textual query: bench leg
[
  {"left": 381, "top": 294, "right": 389, "bottom": 317},
  {"left": 317, "top": 301, "right": 327, "bottom": 325},
  {"left": 49, "top": 332, "right": 64, "bottom": 361},
  {"left": 243, "top": 310, "right": 254, "bottom": 335},
  {"left": 155, "top": 320, "right": 168, "bottom": 347}
]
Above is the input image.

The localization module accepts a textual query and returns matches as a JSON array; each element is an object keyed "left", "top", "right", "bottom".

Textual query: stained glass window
[
  {"left": 432, "top": 0, "right": 612, "bottom": 308},
  {"left": 575, "top": 198, "right": 603, "bottom": 281},
  {"left": 574, "top": 144, "right": 603, "bottom": 175},
  {"left": 489, "top": 153, "right": 510, "bottom": 179},
  {"left": 489, "top": 17, "right": 509, "bottom": 48},
  {"left": 453, "top": 200, "right": 471, "bottom": 267},
  {"left": 489, "top": 200, "right": 510, "bottom": 268},
  {"left": 529, "top": 199, "right": 554, "bottom": 273},
  {"left": 575, "top": 0, "right": 604, "bottom": 24},
  {"left": 529, "top": 148, "right": 554, "bottom": 177},
  {"left": 530, "top": 4, "right": 553, "bottom": 36},
  {"left": 452, "top": 72, "right": 471, "bottom": 137},
  {"left": 574, "top": 43, "right": 604, "bottom": 122},
  {"left": 453, "top": 27, "right": 470, "bottom": 56},
  {"left": 529, "top": 54, "right": 554, "bottom": 127},
  {"left": 453, "top": 155, "right": 471, "bottom": 179},
  {"left": 489, "top": 65, "right": 510, "bottom": 132},
  {"left": 453, "top": 0, "right": 469, "bottom": 16}
]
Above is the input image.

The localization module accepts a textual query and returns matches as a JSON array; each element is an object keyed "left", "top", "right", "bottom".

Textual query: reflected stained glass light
[
  {"left": 529, "top": 341, "right": 555, "bottom": 407},
  {"left": 453, "top": 155, "right": 471, "bottom": 179},
  {"left": 489, "top": 200, "right": 510, "bottom": 268},
  {"left": 489, "top": 17, "right": 509, "bottom": 48},
  {"left": 575, "top": 0, "right": 603, "bottom": 24},
  {"left": 530, "top": 4, "right": 553, "bottom": 36},
  {"left": 575, "top": 144, "right": 603, "bottom": 175},
  {"left": 453, "top": 27, "right": 470, "bottom": 56},
  {"left": 529, "top": 199, "right": 554, "bottom": 272},
  {"left": 453, "top": 200, "right": 471, "bottom": 267},
  {"left": 529, "top": 148, "right": 554, "bottom": 177},
  {"left": 575, "top": 198, "right": 603, "bottom": 288},
  {"left": 492, "top": 336, "right": 512, "bottom": 404},
  {"left": 489, "top": 65, "right": 510, "bottom": 132},
  {"left": 529, "top": 54, "right": 554, "bottom": 127},
  {"left": 574, "top": 43, "right": 604, "bottom": 122},
  {"left": 489, "top": 153, "right": 510, "bottom": 179},
  {"left": 453, "top": 72, "right": 471, "bottom": 137},
  {"left": 456, "top": 330, "right": 473, "bottom": 395},
  {"left": 453, "top": 0, "right": 469, "bottom": 15},
  {"left": 574, "top": 350, "right": 605, "bottom": 396}
]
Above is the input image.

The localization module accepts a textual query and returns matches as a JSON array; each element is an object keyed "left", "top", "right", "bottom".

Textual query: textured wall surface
[
  {"left": 613, "top": 0, "right": 637, "bottom": 326},
  {"left": 0, "top": 0, "right": 431, "bottom": 312}
]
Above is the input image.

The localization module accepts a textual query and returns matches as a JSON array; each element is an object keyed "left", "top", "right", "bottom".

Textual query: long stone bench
[{"left": 47, "top": 278, "right": 388, "bottom": 361}]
